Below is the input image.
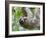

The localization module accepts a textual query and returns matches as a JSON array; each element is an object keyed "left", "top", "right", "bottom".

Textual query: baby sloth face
[{"left": 19, "top": 17, "right": 27, "bottom": 25}]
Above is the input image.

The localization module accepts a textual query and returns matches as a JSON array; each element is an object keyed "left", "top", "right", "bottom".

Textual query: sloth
[{"left": 19, "top": 7, "right": 40, "bottom": 30}]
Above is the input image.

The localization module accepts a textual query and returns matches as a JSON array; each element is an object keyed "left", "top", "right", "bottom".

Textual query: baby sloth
[{"left": 19, "top": 8, "right": 40, "bottom": 30}]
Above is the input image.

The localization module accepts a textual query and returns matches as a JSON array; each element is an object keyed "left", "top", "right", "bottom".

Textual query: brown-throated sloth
[{"left": 19, "top": 7, "right": 40, "bottom": 30}]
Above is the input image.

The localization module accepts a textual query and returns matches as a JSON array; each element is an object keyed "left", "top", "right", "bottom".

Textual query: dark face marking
[{"left": 19, "top": 18, "right": 24, "bottom": 25}]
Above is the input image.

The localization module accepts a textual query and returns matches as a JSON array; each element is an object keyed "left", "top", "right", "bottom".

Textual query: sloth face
[{"left": 19, "top": 16, "right": 27, "bottom": 25}]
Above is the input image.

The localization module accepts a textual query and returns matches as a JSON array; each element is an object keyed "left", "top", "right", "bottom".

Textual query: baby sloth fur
[{"left": 19, "top": 8, "right": 40, "bottom": 30}]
